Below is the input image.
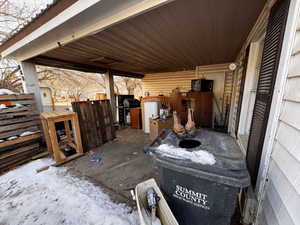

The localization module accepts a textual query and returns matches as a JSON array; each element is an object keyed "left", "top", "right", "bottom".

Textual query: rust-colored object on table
[
  {"left": 95, "top": 93, "right": 107, "bottom": 100},
  {"left": 40, "top": 110, "right": 84, "bottom": 166}
]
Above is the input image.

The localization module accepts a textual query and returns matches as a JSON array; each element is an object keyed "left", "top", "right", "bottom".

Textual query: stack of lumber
[
  {"left": 72, "top": 100, "right": 116, "bottom": 152},
  {"left": 0, "top": 94, "right": 43, "bottom": 173}
]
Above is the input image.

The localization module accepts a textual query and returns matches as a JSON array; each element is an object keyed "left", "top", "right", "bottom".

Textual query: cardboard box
[{"left": 150, "top": 117, "right": 173, "bottom": 140}]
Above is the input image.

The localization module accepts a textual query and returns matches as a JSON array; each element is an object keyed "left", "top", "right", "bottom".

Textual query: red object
[{"left": 0, "top": 101, "right": 12, "bottom": 106}]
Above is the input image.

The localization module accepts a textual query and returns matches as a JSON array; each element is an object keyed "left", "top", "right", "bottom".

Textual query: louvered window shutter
[{"left": 246, "top": 0, "right": 290, "bottom": 186}]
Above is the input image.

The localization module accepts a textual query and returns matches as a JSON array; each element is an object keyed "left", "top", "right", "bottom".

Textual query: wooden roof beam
[{"left": 28, "top": 56, "right": 144, "bottom": 78}]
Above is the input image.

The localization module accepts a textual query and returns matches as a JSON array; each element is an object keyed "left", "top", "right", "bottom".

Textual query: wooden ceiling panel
[{"left": 38, "top": 0, "right": 267, "bottom": 74}]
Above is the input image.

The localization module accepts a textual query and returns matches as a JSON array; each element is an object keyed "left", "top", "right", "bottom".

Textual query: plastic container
[
  {"left": 135, "top": 178, "right": 179, "bottom": 225},
  {"left": 145, "top": 129, "right": 250, "bottom": 225}
]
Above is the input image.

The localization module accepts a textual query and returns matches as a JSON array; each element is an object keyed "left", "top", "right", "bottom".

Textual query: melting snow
[
  {"left": 0, "top": 104, "right": 8, "bottom": 109},
  {"left": 7, "top": 136, "right": 18, "bottom": 141},
  {"left": 0, "top": 159, "right": 139, "bottom": 225},
  {"left": 0, "top": 89, "right": 15, "bottom": 95},
  {"left": 20, "top": 131, "right": 38, "bottom": 137},
  {"left": 14, "top": 103, "right": 24, "bottom": 108},
  {"left": 157, "top": 144, "right": 216, "bottom": 165}
]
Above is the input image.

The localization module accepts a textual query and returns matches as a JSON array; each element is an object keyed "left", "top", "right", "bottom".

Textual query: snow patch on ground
[
  {"left": 20, "top": 131, "right": 38, "bottom": 137},
  {"left": 0, "top": 159, "right": 139, "bottom": 225},
  {"left": 0, "top": 104, "right": 8, "bottom": 109},
  {"left": 0, "top": 89, "right": 15, "bottom": 95},
  {"left": 7, "top": 136, "right": 18, "bottom": 140},
  {"left": 157, "top": 144, "right": 216, "bottom": 165},
  {"left": 14, "top": 103, "right": 24, "bottom": 108}
]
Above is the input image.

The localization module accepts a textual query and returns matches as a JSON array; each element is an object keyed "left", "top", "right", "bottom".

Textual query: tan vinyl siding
[
  {"left": 258, "top": 12, "right": 300, "bottom": 225},
  {"left": 143, "top": 70, "right": 197, "bottom": 95},
  {"left": 142, "top": 63, "right": 231, "bottom": 123},
  {"left": 142, "top": 63, "right": 230, "bottom": 96}
]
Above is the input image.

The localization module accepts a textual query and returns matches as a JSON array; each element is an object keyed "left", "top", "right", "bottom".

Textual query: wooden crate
[
  {"left": 40, "top": 110, "right": 84, "bottom": 166},
  {"left": 0, "top": 94, "right": 43, "bottom": 173},
  {"left": 71, "top": 100, "right": 116, "bottom": 152}
]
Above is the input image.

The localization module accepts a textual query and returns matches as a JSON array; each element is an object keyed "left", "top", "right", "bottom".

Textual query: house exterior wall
[
  {"left": 257, "top": 5, "right": 300, "bottom": 225},
  {"left": 226, "top": 1, "right": 300, "bottom": 224},
  {"left": 142, "top": 64, "right": 231, "bottom": 123}
]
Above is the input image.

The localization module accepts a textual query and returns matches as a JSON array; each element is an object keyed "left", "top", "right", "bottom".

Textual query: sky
[
  {"left": 0, "top": 0, "right": 54, "bottom": 71},
  {"left": 0, "top": 0, "right": 54, "bottom": 42},
  {"left": 9, "top": 0, "right": 54, "bottom": 9}
]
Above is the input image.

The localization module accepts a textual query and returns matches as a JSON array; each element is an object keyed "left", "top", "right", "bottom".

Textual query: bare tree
[
  {"left": 0, "top": 66, "right": 22, "bottom": 91},
  {"left": 0, "top": 1, "right": 143, "bottom": 98},
  {"left": 38, "top": 66, "right": 143, "bottom": 103},
  {"left": 0, "top": 0, "right": 53, "bottom": 43},
  {"left": 0, "top": 0, "right": 52, "bottom": 91},
  {"left": 38, "top": 66, "right": 107, "bottom": 102},
  {"left": 114, "top": 76, "right": 143, "bottom": 96}
]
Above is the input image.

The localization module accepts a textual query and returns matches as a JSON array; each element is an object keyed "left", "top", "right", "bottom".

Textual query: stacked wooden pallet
[
  {"left": 0, "top": 94, "right": 43, "bottom": 173},
  {"left": 72, "top": 100, "right": 116, "bottom": 152}
]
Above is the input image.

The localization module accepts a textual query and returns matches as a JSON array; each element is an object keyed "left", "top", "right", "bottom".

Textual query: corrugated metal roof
[
  {"left": 0, "top": 0, "right": 78, "bottom": 52},
  {"left": 1, "top": 0, "right": 57, "bottom": 44}
]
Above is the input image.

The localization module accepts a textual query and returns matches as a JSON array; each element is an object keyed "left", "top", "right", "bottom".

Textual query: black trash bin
[{"left": 145, "top": 129, "right": 250, "bottom": 225}]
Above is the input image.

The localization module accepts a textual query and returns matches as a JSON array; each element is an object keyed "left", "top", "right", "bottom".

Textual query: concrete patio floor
[{"left": 66, "top": 128, "right": 158, "bottom": 207}]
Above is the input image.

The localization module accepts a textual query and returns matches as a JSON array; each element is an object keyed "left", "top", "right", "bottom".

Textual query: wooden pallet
[
  {"left": 72, "top": 100, "right": 116, "bottom": 152},
  {"left": 0, "top": 94, "right": 43, "bottom": 173}
]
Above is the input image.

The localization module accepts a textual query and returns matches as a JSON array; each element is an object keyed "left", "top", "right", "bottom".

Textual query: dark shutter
[
  {"left": 235, "top": 46, "right": 250, "bottom": 136},
  {"left": 246, "top": 0, "right": 290, "bottom": 186}
]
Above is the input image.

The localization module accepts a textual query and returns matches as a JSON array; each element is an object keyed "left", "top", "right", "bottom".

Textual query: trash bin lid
[{"left": 147, "top": 129, "right": 250, "bottom": 188}]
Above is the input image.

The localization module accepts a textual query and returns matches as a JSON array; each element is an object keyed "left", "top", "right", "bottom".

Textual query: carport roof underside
[{"left": 0, "top": 0, "right": 267, "bottom": 78}]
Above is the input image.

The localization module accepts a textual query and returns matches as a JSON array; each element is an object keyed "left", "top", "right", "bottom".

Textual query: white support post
[
  {"left": 20, "top": 61, "right": 43, "bottom": 112},
  {"left": 104, "top": 70, "right": 116, "bottom": 121}
]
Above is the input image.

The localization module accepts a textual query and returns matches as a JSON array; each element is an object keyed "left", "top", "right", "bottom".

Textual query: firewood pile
[{"left": 0, "top": 93, "right": 44, "bottom": 173}]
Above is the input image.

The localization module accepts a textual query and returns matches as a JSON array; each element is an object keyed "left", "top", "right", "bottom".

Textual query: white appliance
[{"left": 143, "top": 101, "right": 160, "bottom": 133}]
